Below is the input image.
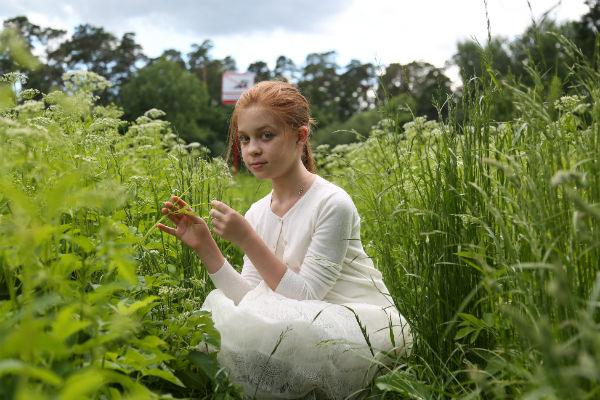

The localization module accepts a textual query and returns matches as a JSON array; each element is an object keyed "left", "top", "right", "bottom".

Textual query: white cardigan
[{"left": 209, "top": 175, "right": 393, "bottom": 307}]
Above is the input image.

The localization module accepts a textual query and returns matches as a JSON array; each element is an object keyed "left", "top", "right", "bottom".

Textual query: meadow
[{"left": 1, "top": 37, "right": 599, "bottom": 399}]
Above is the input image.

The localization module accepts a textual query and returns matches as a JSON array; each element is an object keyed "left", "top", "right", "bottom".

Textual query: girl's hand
[
  {"left": 157, "top": 196, "right": 211, "bottom": 253},
  {"left": 209, "top": 200, "right": 254, "bottom": 248}
]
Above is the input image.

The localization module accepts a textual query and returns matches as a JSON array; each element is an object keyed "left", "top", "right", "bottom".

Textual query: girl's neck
[{"left": 270, "top": 165, "right": 316, "bottom": 216}]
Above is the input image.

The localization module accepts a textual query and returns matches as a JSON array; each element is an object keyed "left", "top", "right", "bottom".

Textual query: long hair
[{"left": 226, "top": 81, "right": 316, "bottom": 173}]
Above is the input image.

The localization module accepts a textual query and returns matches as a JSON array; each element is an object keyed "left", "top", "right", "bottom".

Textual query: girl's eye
[
  {"left": 262, "top": 132, "right": 273, "bottom": 139},
  {"left": 239, "top": 136, "right": 250, "bottom": 144}
]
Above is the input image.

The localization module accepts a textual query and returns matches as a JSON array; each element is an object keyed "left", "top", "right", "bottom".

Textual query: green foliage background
[{"left": 0, "top": 70, "right": 248, "bottom": 398}]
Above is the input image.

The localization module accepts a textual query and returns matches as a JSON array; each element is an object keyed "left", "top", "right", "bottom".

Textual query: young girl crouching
[{"left": 158, "top": 81, "right": 411, "bottom": 399}]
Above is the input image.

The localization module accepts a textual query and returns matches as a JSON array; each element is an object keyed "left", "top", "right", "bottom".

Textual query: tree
[
  {"left": 188, "top": 40, "right": 236, "bottom": 106},
  {"left": 1, "top": 16, "right": 65, "bottom": 93},
  {"left": 338, "top": 59, "right": 376, "bottom": 120},
  {"left": 248, "top": 61, "right": 271, "bottom": 82},
  {"left": 575, "top": 0, "right": 599, "bottom": 62},
  {"left": 119, "top": 57, "right": 218, "bottom": 150},
  {"left": 51, "top": 24, "right": 117, "bottom": 77},
  {"left": 378, "top": 61, "right": 452, "bottom": 120},
  {"left": 453, "top": 38, "right": 512, "bottom": 84},
  {"left": 509, "top": 19, "right": 576, "bottom": 87},
  {"left": 298, "top": 51, "right": 341, "bottom": 127},
  {"left": 312, "top": 93, "right": 415, "bottom": 148},
  {"left": 186, "top": 40, "right": 238, "bottom": 155},
  {"left": 188, "top": 40, "right": 213, "bottom": 84},
  {"left": 158, "top": 49, "right": 186, "bottom": 69},
  {"left": 111, "top": 32, "right": 146, "bottom": 88},
  {"left": 51, "top": 24, "right": 145, "bottom": 102},
  {"left": 273, "top": 55, "right": 298, "bottom": 82}
]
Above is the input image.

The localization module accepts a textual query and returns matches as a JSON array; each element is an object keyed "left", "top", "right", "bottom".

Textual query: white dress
[{"left": 202, "top": 175, "right": 411, "bottom": 399}]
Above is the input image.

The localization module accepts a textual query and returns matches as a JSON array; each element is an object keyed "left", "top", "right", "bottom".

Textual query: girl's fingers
[
  {"left": 209, "top": 208, "right": 225, "bottom": 220},
  {"left": 163, "top": 201, "right": 188, "bottom": 220},
  {"left": 161, "top": 206, "right": 174, "bottom": 214},
  {"left": 210, "top": 200, "right": 232, "bottom": 213},
  {"left": 163, "top": 202, "right": 180, "bottom": 213},
  {"left": 211, "top": 223, "right": 223, "bottom": 237},
  {"left": 157, "top": 223, "right": 177, "bottom": 236},
  {"left": 172, "top": 196, "right": 193, "bottom": 212},
  {"left": 166, "top": 212, "right": 182, "bottom": 225},
  {"left": 162, "top": 197, "right": 204, "bottom": 227}
]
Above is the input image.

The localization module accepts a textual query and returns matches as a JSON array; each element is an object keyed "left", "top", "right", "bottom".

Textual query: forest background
[{"left": 1, "top": 1, "right": 596, "bottom": 155}]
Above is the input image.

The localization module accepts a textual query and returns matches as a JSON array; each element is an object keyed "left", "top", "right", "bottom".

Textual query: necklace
[
  {"left": 298, "top": 184, "right": 305, "bottom": 197},
  {"left": 270, "top": 177, "right": 312, "bottom": 217},
  {"left": 272, "top": 182, "right": 306, "bottom": 206}
]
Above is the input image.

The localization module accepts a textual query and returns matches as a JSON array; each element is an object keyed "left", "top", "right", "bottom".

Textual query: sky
[{"left": 0, "top": 0, "right": 590, "bottom": 77}]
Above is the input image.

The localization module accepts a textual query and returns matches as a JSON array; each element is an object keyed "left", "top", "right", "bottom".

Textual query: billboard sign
[{"left": 222, "top": 72, "right": 255, "bottom": 104}]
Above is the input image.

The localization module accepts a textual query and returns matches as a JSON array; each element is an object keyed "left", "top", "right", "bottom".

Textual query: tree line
[{"left": 1, "top": 1, "right": 599, "bottom": 155}]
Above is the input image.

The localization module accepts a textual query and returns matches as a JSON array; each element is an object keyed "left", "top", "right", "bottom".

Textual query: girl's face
[{"left": 237, "top": 105, "right": 306, "bottom": 181}]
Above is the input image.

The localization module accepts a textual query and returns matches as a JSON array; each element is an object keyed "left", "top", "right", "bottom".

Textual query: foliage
[
  {"left": 0, "top": 70, "right": 245, "bottom": 399},
  {"left": 119, "top": 58, "right": 221, "bottom": 154},
  {"left": 1, "top": 18, "right": 145, "bottom": 102},
  {"left": 1, "top": 16, "right": 62, "bottom": 94},
  {"left": 311, "top": 93, "right": 415, "bottom": 148},
  {"left": 0, "top": 25, "right": 41, "bottom": 74},
  {"left": 298, "top": 51, "right": 343, "bottom": 128},
  {"left": 575, "top": 0, "right": 600, "bottom": 61},
  {"left": 247, "top": 61, "right": 272, "bottom": 83},
  {"left": 320, "top": 37, "right": 600, "bottom": 398},
  {"left": 377, "top": 61, "right": 452, "bottom": 121}
]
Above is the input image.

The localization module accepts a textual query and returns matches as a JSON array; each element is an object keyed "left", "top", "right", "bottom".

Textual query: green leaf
[
  {"left": 59, "top": 368, "right": 105, "bottom": 399},
  {"left": 0, "top": 359, "right": 63, "bottom": 386},
  {"left": 143, "top": 367, "right": 185, "bottom": 387},
  {"left": 188, "top": 350, "right": 220, "bottom": 381},
  {"left": 120, "top": 348, "right": 149, "bottom": 370},
  {"left": 134, "top": 335, "right": 167, "bottom": 351},
  {"left": 458, "top": 313, "right": 485, "bottom": 328},
  {"left": 482, "top": 312, "right": 494, "bottom": 327},
  {"left": 454, "top": 327, "right": 475, "bottom": 340},
  {"left": 117, "top": 296, "right": 159, "bottom": 316},
  {"left": 175, "top": 368, "right": 209, "bottom": 390},
  {"left": 53, "top": 253, "right": 83, "bottom": 275},
  {"left": 0, "top": 84, "right": 14, "bottom": 109},
  {"left": 69, "top": 235, "right": 95, "bottom": 253},
  {"left": 52, "top": 305, "right": 91, "bottom": 342},
  {"left": 375, "top": 370, "right": 432, "bottom": 400}
]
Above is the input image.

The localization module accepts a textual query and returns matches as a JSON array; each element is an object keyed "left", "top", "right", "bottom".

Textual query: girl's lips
[{"left": 250, "top": 162, "right": 266, "bottom": 169}]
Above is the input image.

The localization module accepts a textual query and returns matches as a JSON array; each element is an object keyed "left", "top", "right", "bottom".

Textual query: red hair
[{"left": 226, "top": 81, "right": 316, "bottom": 173}]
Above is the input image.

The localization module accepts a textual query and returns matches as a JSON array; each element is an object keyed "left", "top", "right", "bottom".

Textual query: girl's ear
[{"left": 296, "top": 126, "right": 309, "bottom": 146}]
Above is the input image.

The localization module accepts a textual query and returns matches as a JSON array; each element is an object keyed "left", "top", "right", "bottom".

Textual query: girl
[{"left": 158, "top": 81, "right": 411, "bottom": 399}]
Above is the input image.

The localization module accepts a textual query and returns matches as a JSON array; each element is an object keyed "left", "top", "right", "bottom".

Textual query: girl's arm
[
  {"left": 210, "top": 200, "right": 288, "bottom": 291},
  {"left": 272, "top": 192, "right": 354, "bottom": 300}
]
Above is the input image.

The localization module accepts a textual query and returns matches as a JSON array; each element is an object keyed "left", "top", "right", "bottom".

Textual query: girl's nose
[{"left": 247, "top": 139, "right": 262, "bottom": 155}]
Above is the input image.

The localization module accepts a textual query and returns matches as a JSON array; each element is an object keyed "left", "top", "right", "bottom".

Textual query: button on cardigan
[{"left": 209, "top": 175, "right": 392, "bottom": 307}]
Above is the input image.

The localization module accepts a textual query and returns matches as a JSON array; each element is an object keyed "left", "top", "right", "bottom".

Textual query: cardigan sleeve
[
  {"left": 208, "top": 259, "right": 253, "bottom": 304},
  {"left": 274, "top": 191, "right": 354, "bottom": 300}
]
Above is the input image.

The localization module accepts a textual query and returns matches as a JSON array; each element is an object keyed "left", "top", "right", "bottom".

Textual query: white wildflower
[{"left": 144, "top": 108, "right": 166, "bottom": 119}]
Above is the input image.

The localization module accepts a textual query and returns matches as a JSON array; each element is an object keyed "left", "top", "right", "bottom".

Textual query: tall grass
[
  {"left": 321, "top": 37, "right": 599, "bottom": 398},
  {"left": 0, "top": 71, "right": 245, "bottom": 398}
]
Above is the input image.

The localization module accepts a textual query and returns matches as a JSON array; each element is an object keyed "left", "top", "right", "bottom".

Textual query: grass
[{"left": 319, "top": 37, "right": 600, "bottom": 399}]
